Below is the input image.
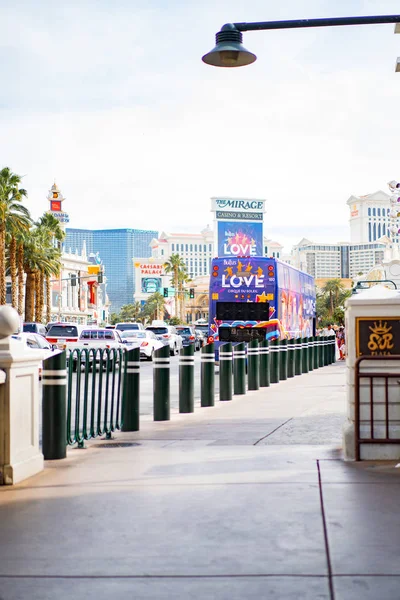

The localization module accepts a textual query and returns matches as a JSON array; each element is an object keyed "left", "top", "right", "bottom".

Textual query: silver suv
[{"left": 145, "top": 325, "right": 183, "bottom": 356}]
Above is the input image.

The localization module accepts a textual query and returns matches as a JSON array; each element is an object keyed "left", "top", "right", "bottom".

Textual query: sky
[{"left": 1, "top": 0, "right": 400, "bottom": 252}]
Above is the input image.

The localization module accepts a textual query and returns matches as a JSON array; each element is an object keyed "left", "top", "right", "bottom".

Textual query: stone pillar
[
  {"left": 343, "top": 284, "right": 400, "bottom": 460},
  {"left": 0, "top": 307, "right": 44, "bottom": 484}
]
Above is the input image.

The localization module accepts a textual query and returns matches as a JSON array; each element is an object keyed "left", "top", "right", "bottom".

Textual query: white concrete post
[
  {"left": 0, "top": 306, "right": 44, "bottom": 484},
  {"left": 343, "top": 285, "right": 400, "bottom": 460}
]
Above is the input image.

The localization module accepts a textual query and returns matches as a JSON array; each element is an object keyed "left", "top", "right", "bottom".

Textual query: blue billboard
[{"left": 217, "top": 221, "right": 263, "bottom": 257}]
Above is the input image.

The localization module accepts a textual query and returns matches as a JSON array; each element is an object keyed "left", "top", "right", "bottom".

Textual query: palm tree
[
  {"left": 322, "top": 279, "right": 346, "bottom": 318},
  {"left": 142, "top": 292, "right": 165, "bottom": 322},
  {"left": 0, "top": 167, "right": 30, "bottom": 305},
  {"left": 23, "top": 227, "right": 62, "bottom": 322},
  {"left": 118, "top": 302, "right": 143, "bottom": 323},
  {"left": 6, "top": 213, "right": 32, "bottom": 310},
  {"left": 35, "top": 213, "right": 65, "bottom": 323},
  {"left": 164, "top": 253, "right": 186, "bottom": 319},
  {"left": 17, "top": 239, "right": 25, "bottom": 316},
  {"left": 177, "top": 269, "right": 192, "bottom": 322}
]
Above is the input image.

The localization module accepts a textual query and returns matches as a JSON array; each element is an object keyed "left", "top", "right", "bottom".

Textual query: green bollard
[
  {"left": 122, "top": 347, "right": 140, "bottom": 431},
  {"left": 42, "top": 351, "right": 67, "bottom": 460},
  {"left": 179, "top": 344, "right": 195, "bottom": 413},
  {"left": 269, "top": 339, "right": 280, "bottom": 383},
  {"left": 308, "top": 337, "right": 314, "bottom": 372},
  {"left": 201, "top": 342, "right": 215, "bottom": 407},
  {"left": 247, "top": 339, "right": 260, "bottom": 390},
  {"left": 318, "top": 336, "right": 324, "bottom": 368},
  {"left": 279, "top": 339, "right": 288, "bottom": 381},
  {"left": 233, "top": 342, "right": 246, "bottom": 395},
  {"left": 313, "top": 336, "right": 319, "bottom": 370},
  {"left": 301, "top": 338, "right": 309, "bottom": 374},
  {"left": 324, "top": 337, "right": 329, "bottom": 366},
  {"left": 259, "top": 340, "right": 270, "bottom": 387},
  {"left": 331, "top": 336, "right": 336, "bottom": 364},
  {"left": 153, "top": 344, "right": 170, "bottom": 421},
  {"left": 287, "top": 338, "right": 295, "bottom": 378},
  {"left": 294, "top": 337, "right": 302, "bottom": 376},
  {"left": 219, "top": 342, "right": 233, "bottom": 401}
]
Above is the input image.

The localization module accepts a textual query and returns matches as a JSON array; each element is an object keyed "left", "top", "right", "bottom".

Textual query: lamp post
[{"left": 202, "top": 15, "right": 400, "bottom": 68}]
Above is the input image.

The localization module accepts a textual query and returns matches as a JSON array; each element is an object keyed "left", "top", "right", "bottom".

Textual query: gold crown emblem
[{"left": 369, "top": 320, "right": 392, "bottom": 335}]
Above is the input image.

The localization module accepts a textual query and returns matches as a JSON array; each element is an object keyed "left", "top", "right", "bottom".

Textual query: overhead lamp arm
[{"left": 231, "top": 14, "right": 400, "bottom": 32}]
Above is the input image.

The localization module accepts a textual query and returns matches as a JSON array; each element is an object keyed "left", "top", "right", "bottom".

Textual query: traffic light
[
  {"left": 163, "top": 287, "right": 169, "bottom": 297},
  {"left": 189, "top": 288, "right": 195, "bottom": 298},
  {"left": 98, "top": 271, "right": 103, "bottom": 283},
  {"left": 70, "top": 274, "right": 77, "bottom": 287}
]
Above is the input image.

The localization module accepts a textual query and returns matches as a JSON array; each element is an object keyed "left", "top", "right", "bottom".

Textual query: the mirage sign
[{"left": 211, "top": 197, "right": 266, "bottom": 213}]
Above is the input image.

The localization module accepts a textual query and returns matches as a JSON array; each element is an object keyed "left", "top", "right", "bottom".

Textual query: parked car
[
  {"left": 115, "top": 322, "right": 144, "bottom": 332},
  {"left": 145, "top": 325, "right": 183, "bottom": 356},
  {"left": 195, "top": 329, "right": 206, "bottom": 348},
  {"left": 64, "top": 328, "right": 124, "bottom": 371},
  {"left": 23, "top": 322, "right": 48, "bottom": 336},
  {"left": 46, "top": 323, "right": 85, "bottom": 348},
  {"left": 11, "top": 332, "right": 60, "bottom": 379},
  {"left": 176, "top": 325, "right": 201, "bottom": 351},
  {"left": 119, "top": 330, "right": 164, "bottom": 360}
]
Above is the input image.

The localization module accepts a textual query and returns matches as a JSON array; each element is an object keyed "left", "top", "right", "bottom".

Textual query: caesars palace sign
[{"left": 135, "top": 263, "right": 164, "bottom": 275}]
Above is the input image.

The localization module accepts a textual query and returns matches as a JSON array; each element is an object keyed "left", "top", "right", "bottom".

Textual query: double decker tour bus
[{"left": 208, "top": 256, "right": 316, "bottom": 358}]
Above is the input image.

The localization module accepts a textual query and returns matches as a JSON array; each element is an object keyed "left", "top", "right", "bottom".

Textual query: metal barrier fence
[
  {"left": 41, "top": 336, "right": 337, "bottom": 459},
  {"left": 354, "top": 355, "right": 400, "bottom": 461},
  {"left": 67, "top": 347, "right": 125, "bottom": 447}
]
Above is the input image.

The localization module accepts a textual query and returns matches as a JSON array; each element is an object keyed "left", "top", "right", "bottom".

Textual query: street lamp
[{"left": 202, "top": 15, "right": 400, "bottom": 68}]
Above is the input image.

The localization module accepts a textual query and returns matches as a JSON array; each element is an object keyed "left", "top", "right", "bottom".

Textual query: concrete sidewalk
[{"left": 1, "top": 362, "right": 400, "bottom": 599}]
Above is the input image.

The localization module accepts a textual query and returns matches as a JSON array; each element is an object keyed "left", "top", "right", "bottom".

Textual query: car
[
  {"left": 11, "top": 332, "right": 60, "bottom": 379},
  {"left": 115, "top": 322, "right": 144, "bottom": 332},
  {"left": 145, "top": 325, "right": 183, "bottom": 356},
  {"left": 64, "top": 328, "right": 124, "bottom": 370},
  {"left": 195, "top": 329, "right": 206, "bottom": 348},
  {"left": 23, "top": 322, "right": 48, "bottom": 336},
  {"left": 194, "top": 323, "right": 209, "bottom": 337},
  {"left": 175, "top": 325, "right": 201, "bottom": 351},
  {"left": 46, "top": 323, "right": 85, "bottom": 348},
  {"left": 119, "top": 330, "right": 164, "bottom": 360}
]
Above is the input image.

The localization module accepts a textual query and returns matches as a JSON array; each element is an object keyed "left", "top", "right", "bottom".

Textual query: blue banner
[{"left": 217, "top": 221, "right": 263, "bottom": 257}]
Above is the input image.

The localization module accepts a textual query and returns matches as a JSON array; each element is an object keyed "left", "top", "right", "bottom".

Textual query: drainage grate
[{"left": 95, "top": 442, "right": 141, "bottom": 448}]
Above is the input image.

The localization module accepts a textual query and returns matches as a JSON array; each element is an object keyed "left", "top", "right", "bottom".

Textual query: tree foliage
[{"left": 316, "top": 279, "right": 352, "bottom": 326}]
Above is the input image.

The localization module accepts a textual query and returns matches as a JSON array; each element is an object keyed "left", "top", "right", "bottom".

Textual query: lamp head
[{"left": 202, "top": 23, "right": 257, "bottom": 68}]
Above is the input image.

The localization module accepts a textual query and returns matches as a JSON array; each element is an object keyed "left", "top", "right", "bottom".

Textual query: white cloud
[{"left": 1, "top": 0, "right": 400, "bottom": 253}]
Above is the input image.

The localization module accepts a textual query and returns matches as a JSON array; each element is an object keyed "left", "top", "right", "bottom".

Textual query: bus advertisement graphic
[{"left": 217, "top": 221, "right": 263, "bottom": 258}]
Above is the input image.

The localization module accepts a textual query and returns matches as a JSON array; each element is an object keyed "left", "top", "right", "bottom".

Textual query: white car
[
  {"left": 11, "top": 332, "right": 60, "bottom": 379},
  {"left": 120, "top": 330, "right": 164, "bottom": 360},
  {"left": 115, "top": 322, "right": 144, "bottom": 332},
  {"left": 145, "top": 325, "right": 183, "bottom": 356},
  {"left": 64, "top": 328, "right": 124, "bottom": 371}
]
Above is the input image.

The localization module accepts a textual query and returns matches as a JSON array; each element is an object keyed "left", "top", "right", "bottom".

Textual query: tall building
[
  {"left": 150, "top": 227, "right": 214, "bottom": 279},
  {"left": 347, "top": 190, "right": 397, "bottom": 243},
  {"left": 264, "top": 239, "right": 283, "bottom": 259},
  {"left": 65, "top": 228, "right": 157, "bottom": 312},
  {"left": 291, "top": 238, "right": 386, "bottom": 280}
]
